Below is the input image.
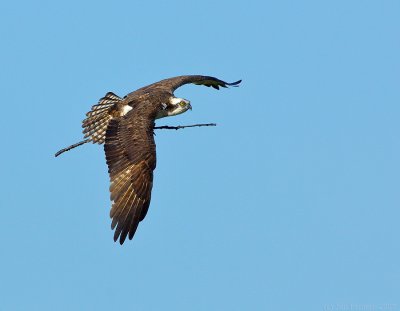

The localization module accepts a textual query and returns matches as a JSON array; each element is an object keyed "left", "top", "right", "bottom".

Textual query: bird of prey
[{"left": 57, "top": 75, "right": 241, "bottom": 244}]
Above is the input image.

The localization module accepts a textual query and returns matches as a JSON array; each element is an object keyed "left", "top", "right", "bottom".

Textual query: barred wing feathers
[{"left": 104, "top": 114, "right": 156, "bottom": 244}]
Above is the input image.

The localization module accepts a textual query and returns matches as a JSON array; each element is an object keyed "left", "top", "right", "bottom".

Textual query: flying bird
[{"left": 57, "top": 75, "right": 241, "bottom": 244}]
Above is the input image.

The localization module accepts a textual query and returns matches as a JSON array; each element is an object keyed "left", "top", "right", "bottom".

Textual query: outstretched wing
[
  {"left": 82, "top": 92, "right": 127, "bottom": 144},
  {"left": 137, "top": 75, "right": 241, "bottom": 94},
  {"left": 104, "top": 109, "right": 156, "bottom": 244}
]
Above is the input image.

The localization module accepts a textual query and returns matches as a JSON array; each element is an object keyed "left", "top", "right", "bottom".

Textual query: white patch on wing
[{"left": 122, "top": 105, "right": 133, "bottom": 115}]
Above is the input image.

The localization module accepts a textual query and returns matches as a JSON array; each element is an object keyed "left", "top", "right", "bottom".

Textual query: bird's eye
[{"left": 179, "top": 101, "right": 186, "bottom": 107}]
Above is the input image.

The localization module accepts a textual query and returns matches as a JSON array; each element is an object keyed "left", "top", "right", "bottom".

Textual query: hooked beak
[{"left": 188, "top": 103, "right": 192, "bottom": 110}]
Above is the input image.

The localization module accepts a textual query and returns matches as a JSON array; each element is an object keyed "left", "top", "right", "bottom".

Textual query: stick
[
  {"left": 54, "top": 139, "right": 91, "bottom": 157},
  {"left": 154, "top": 123, "right": 216, "bottom": 130},
  {"left": 54, "top": 123, "right": 217, "bottom": 157}
]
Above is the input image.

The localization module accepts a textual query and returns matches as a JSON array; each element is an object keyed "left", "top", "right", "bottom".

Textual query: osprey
[{"left": 58, "top": 75, "right": 241, "bottom": 244}]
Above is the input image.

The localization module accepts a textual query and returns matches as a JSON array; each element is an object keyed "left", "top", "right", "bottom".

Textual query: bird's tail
[
  {"left": 82, "top": 92, "right": 122, "bottom": 144},
  {"left": 55, "top": 91, "right": 123, "bottom": 157}
]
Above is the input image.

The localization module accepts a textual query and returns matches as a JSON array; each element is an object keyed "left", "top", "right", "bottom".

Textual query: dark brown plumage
[{"left": 79, "top": 75, "right": 241, "bottom": 244}]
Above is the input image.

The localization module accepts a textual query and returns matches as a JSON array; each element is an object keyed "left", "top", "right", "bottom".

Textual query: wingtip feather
[
  {"left": 227, "top": 79, "right": 242, "bottom": 87},
  {"left": 119, "top": 235, "right": 126, "bottom": 245}
]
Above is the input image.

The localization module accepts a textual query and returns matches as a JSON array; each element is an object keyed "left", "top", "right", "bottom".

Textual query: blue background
[{"left": 1, "top": 1, "right": 399, "bottom": 310}]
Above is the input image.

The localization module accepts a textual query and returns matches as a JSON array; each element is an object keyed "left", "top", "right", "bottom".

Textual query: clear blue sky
[{"left": 1, "top": 0, "right": 399, "bottom": 310}]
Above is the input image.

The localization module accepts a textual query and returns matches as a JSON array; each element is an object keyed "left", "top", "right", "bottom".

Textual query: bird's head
[{"left": 167, "top": 97, "right": 192, "bottom": 117}]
